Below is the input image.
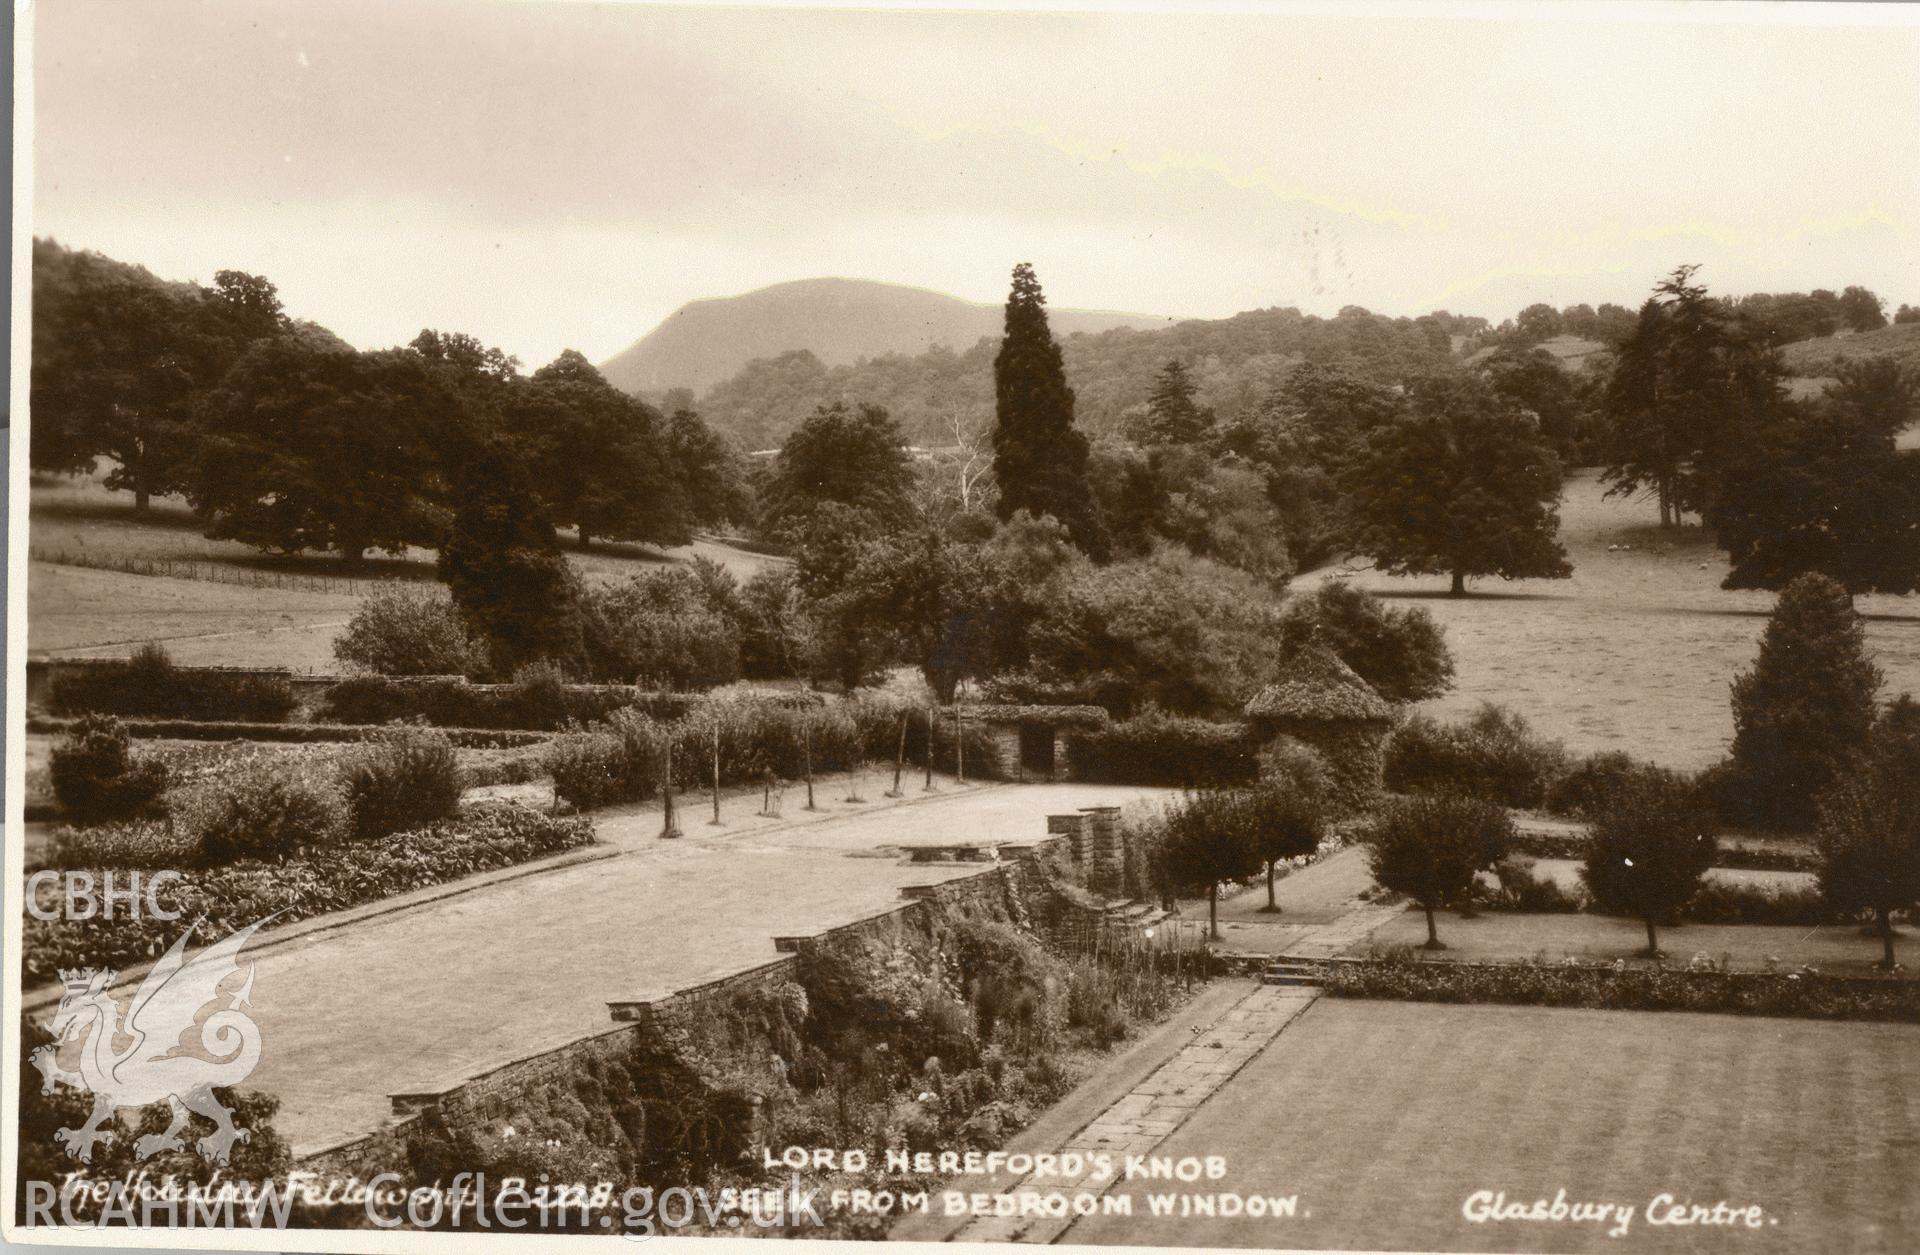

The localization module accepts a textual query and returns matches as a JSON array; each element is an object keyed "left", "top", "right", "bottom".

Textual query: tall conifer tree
[
  {"left": 1727, "top": 572, "right": 1882, "bottom": 830},
  {"left": 991, "top": 263, "right": 1108, "bottom": 559}
]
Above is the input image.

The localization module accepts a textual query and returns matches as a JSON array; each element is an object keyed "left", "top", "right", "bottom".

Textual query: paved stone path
[
  {"left": 210, "top": 779, "right": 1167, "bottom": 1156},
  {"left": 947, "top": 984, "right": 1322, "bottom": 1244},
  {"left": 926, "top": 889, "right": 1407, "bottom": 1243},
  {"left": 1282, "top": 900, "right": 1404, "bottom": 958}
]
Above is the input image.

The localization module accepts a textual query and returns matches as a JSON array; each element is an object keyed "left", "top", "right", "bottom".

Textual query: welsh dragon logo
[{"left": 30, "top": 918, "right": 270, "bottom": 1165}]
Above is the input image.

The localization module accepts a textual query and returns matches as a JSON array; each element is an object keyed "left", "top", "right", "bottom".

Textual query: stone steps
[
  {"left": 1103, "top": 898, "right": 1166, "bottom": 925},
  {"left": 1258, "top": 959, "right": 1322, "bottom": 987}
]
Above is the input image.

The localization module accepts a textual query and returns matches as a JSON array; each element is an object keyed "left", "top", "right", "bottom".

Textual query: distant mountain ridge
[{"left": 598, "top": 277, "right": 1175, "bottom": 394}]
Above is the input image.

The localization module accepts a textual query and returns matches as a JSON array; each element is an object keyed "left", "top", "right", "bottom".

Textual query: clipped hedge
[
  {"left": 1508, "top": 829, "right": 1818, "bottom": 874},
  {"left": 316, "top": 674, "right": 825, "bottom": 732},
  {"left": 22, "top": 803, "right": 595, "bottom": 986},
  {"left": 318, "top": 675, "right": 635, "bottom": 731},
  {"left": 1320, "top": 955, "right": 1920, "bottom": 1022},
  {"left": 27, "top": 717, "right": 547, "bottom": 749},
  {"left": 46, "top": 650, "right": 297, "bottom": 723},
  {"left": 1065, "top": 710, "right": 1259, "bottom": 787}
]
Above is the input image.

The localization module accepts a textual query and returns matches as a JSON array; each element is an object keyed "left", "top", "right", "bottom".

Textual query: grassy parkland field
[
  {"left": 1062, "top": 998, "right": 1920, "bottom": 1254},
  {"left": 26, "top": 468, "right": 781, "bottom": 668},
  {"left": 1303, "top": 468, "right": 1920, "bottom": 768}
]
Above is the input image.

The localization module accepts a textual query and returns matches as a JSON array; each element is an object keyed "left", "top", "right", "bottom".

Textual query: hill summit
[{"left": 598, "top": 277, "right": 1174, "bottom": 394}]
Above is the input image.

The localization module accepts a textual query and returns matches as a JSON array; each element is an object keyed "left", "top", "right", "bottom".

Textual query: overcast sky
[{"left": 30, "top": 0, "right": 1920, "bottom": 369}]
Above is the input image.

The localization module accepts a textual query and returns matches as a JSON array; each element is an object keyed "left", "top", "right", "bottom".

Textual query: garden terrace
[{"left": 21, "top": 779, "right": 1174, "bottom": 1158}]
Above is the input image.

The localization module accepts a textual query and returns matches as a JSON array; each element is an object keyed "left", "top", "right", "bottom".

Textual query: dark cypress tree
[
  {"left": 991, "top": 263, "right": 1108, "bottom": 559},
  {"left": 1726, "top": 572, "right": 1882, "bottom": 830}
]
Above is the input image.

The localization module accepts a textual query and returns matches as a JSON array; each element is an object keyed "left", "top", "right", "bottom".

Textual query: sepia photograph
[{"left": 4, "top": 1, "right": 1918, "bottom": 1251}]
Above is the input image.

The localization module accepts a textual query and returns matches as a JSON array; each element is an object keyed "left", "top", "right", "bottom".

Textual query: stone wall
[{"left": 292, "top": 836, "right": 1109, "bottom": 1174}]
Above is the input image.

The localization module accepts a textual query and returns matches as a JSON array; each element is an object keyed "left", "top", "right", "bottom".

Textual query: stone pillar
[
  {"left": 1048, "top": 813, "right": 1089, "bottom": 863},
  {"left": 1080, "top": 806, "right": 1122, "bottom": 898}
]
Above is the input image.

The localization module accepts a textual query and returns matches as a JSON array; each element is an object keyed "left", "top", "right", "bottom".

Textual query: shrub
[
  {"left": 547, "top": 725, "right": 650, "bottom": 812},
  {"left": 1684, "top": 879, "right": 1832, "bottom": 927},
  {"left": 1726, "top": 572, "right": 1881, "bottom": 831},
  {"left": 170, "top": 760, "right": 351, "bottom": 864},
  {"left": 47, "top": 645, "right": 296, "bottom": 722},
  {"left": 1364, "top": 792, "right": 1513, "bottom": 949},
  {"left": 1065, "top": 708, "right": 1259, "bottom": 787},
  {"left": 1487, "top": 856, "right": 1586, "bottom": 913},
  {"left": 47, "top": 714, "right": 169, "bottom": 824},
  {"left": 506, "top": 659, "right": 573, "bottom": 731},
  {"left": 1545, "top": 751, "right": 1658, "bottom": 819},
  {"left": 1507, "top": 826, "right": 1818, "bottom": 874},
  {"left": 21, "top": 803, "right": 594, "bottom": 984},
  {"left": 1582, "top": 768, "right": 1718, "bottom": 955},
  {"left": 332, "top": 583, "right": 487, "bottom": 677},
  {"left": 1277, "top": 580, "right": 1455, "bottom": 703},
  {"left": 546, "top": 696, "right": 1007, "bottom": 814},
  {"left": 1022, "top": 548, "right": 1288, "bottom": 719},
  {"left": 849, "top": 698, "right": 1000, "bottom": 781},
  {"left": 1384, "top": 703, "right": 1566, "bottom": 808},
  {"left": 44, "top": 819, "right": 200, "bottom": 870},
  {"left": 341, "top": 724, "right": 463, "bottom": 840},
  {"left": 585, "top": 568, "right": 744, "bottom": 690}
]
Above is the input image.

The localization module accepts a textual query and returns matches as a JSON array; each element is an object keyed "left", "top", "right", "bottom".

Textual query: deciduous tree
[
  {"left": 436, "top": 439, "right": 589, "bottom": 678},
  {"left": 1156, "top": 789, "right": 1265, "bottom": 938},
  {"left": 1581, "top": 769, "right": 1718, "bottom": 956},
  {"left": 192, "top": 339, "right": 455, "bottom": 559},
  {"left": 759, "top": 402, "right": 916, "bottom": 544},
  {"left": 1706, "top": 363, "right": 1920, "bottom": 594},
  {"left": 1340, "top": 372, "right": 1571, "bottom": 596},
  {"left": 1364, "top": 793, "right": 1512, "bottom": 949},
  {"left": 1247, "top": 747, "right": 1330, "bottom": 912},
  {"left": 30, "top": 241, "right": 282, "bottom": 509},
  {"left": 1815, "top": 699, "right": 1920, "bottom": 969},
  {"left": 517, "top": 350, "right": 693, "bottom": 550}
]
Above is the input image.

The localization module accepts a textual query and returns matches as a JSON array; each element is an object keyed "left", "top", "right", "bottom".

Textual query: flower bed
[
  {"left": 1318, "top": 953, "right": 1918, "bottom": 1023},
  {"left": 1508, "top": 828, "right": 1817, "bottom": 873},
  {"left": 21, "top": 802, "right": 595, "bottom": 985},
  {"left": 27, "top": 717, "right": 547, "bottom": 749}
]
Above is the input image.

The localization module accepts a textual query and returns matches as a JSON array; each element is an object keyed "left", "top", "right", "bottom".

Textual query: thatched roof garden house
[{"left": 1243, "top": 644, "right": 1396, "bottom": 808}]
